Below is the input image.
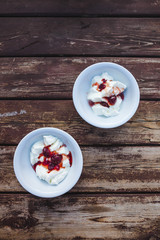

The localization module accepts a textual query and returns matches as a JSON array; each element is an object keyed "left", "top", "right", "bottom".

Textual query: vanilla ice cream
[
  {"left": 87, "top": 72, "right": 127, "bottom": 117},
  {"left": 30, "top": 135, "right": 72, "bottom": 185}
]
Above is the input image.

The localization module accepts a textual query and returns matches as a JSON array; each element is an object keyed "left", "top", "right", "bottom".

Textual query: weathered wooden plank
[
  {"left": 0, "top": 57, "right": 160, "bottom": 99},
  {"left": 0, "top": 18, "right": 160, "bottom": 56},
  {"left": 0, "top": 194, "right": 160, "bottom": 239},
  {"left": 0, "top": 100, "right": 159, "bottom": 145},
  {"left": 1, "top": 146, "right": 160, "bottom": 192},
  {"left": 0, "top": 0, "right": 160, "bottom": 16}
]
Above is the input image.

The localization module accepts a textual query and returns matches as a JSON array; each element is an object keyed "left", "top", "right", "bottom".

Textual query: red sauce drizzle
[
  {"left": 38, "top": 153, "right": 43, "bottom": 159},
  {"left": 103, "top": 96, "right": 117, "bottom": 105},
  {"left": 32, "top": 145, "right": 72, "bottom": 172},
  {"left": 117, "top": 92, "right": 124, "bottom": 100},
  {"left": 88, "top": 100, "right": 95, "bottom": 107},
  {"left": 100, "top": 101, "right": 109, "bottom": 107},
  {"left": 88, "top": 93, "right": 124, "bottom": 108},
  {"left": 98, "top": 83, "right": 106, "bottom": 91},
  {"left": 92, "top": 78, "right": 107, "bottom": 92},
  {"left": 88, "top": 100, "right": 109, "bottom": 108},
  {"left": 89, "top": 78, "right": 125, "bottom": 108},
  {"left": 68, "top": 152, "right": 72, "bottom": 166}
]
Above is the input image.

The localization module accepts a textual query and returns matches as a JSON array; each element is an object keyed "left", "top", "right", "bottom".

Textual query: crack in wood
[{"left": 19, "top": 40, "right": 39, "bottom": 50}]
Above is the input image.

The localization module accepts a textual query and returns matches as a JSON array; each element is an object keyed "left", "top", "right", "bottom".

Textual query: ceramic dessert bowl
[
  {"left": 13, "top": 127, "right": 83, "bottom": 198},
  {"left": 73, "top": 62, "right": 140, "bottom": 128}
]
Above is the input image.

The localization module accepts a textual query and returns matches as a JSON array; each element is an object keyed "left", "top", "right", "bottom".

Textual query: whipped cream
[
  {"left": 30, "top": 135, "right": 72, "bottom": 185},
  {"left": 87, "top": 72, "right": 126, "bottom": 117}
]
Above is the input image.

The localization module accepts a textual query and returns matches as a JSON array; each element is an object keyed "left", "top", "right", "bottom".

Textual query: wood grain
[
  {"left": 0, "top": 100, "right": 159, "bottom": 145},
  {"left": 0, "top": 57, "right": 160, "bottom": 99},
  {"left": 0, "top": 1, "right": 159, "bottom": 240},
  {"left": 0, "top": 194, "right": 160, "bottom": 239},
  {"left": 0, "top": 18, "right": 160, "bottom": 56},
  {"left": 0, "top": 0, "right": 160, "bottom": 16},
  {"left": 1, "top": 146, "right": 160, "bottom": 193}
]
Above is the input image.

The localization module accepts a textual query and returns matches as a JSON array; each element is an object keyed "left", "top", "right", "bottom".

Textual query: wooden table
[{"left": 0, "top": 1, "right": 160, "bottom": 239}]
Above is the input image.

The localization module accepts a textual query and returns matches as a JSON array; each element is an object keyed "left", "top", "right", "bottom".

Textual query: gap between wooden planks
[
  {"left": 0, "top": 193, "right": 160, "bottom": 239},
  {"left": 0, "top": 18, "right": 160, "bottom": 56},
  {"left": 0, "top": 57, "right": 160, "bottom": 99},
  {"left": 1, "top": 146, "right": 160, "bottom": 193}
]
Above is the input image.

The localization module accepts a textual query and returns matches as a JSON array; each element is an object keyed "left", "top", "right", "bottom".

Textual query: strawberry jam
[
  {"left": 118, "top": 92, "right": 124, "bottom": 100},
  {"left": 43, "top": 146, "right": 51, "bottom": 157},
  {"left": 100, "top": 101, "right": 109, "bottom": 107},
  {"left": 99, "top": 83, "right": 106, "bottom": 91},
  {"left": 88, "top": 93, "right": 124, "bottom": 108},
  {"left": 51, "top": 154, "right": 62, "bottom": 165},
  {"left": 104, "top": 95, "right": 117, "bottom": 105},
  {"left": 88, "top": 100, "right": 94, "bottom": 107},
  {"left": 33, "top": 145, "right": 72, "bottom": 172},
  {"left": 88, "top": 100, "right": 109, "bottom": 108},
  {"left": 68, "top": 152, "right": 72, "bottom": 167},
  {"left": 102, "top": 79, "right": 107, "bottom": 83}
]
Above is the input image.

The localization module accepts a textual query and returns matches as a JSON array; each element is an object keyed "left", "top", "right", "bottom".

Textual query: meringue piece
[
  {"left": 49, "top": 139, "right": 63, "bottom": 152},
  {"left": 62, "top": 158, "right": 70, "bottom": 168},
  {"left": 43, "top": 135, "right": 57, "bottom": 146},
  {"left": 92, "top": 96, "right": 122, "bottom": 117},
  {"left": 87, "top": 72, "right": 126, "bottom": 117},
  {"left": 31, "top": 140, "right": 44, "bottom": 156},
  {"left": 57, "top": 146, "right": 69, "bottom": 155},
  {"left": 36, "top": 165, "right": 70, "bottom": 185},
  {"left": 30, "top": 135, "right": 72, "bottom": 185}
]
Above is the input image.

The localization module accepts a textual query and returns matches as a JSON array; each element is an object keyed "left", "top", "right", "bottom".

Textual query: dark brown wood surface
[
  {"left": 0, "top": 1, "right": 160, "bottom": 239},
  {"left": 1, "top": 146, "right": 160, "bottom": 193},
  {"left": 0, "top": 18, "right": 160, "bottom": 56},
  {"left": 0, "top": 57, "right": 160, "bottom": 99},
  {"left": 0, "top": 100, "right": 160, "bottom": 145},
  {"left": 0, "top": 0, "right": 160, "bottom": 16},
  {"left": 1, "top": 194, "right": 160, "bottom": 240}
]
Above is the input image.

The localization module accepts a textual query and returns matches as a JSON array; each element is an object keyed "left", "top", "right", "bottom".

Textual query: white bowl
[
  {"left": 73, "top": 62, "right": 140, "bottom": 128},
  {"left": 13, "top": 127, "right": 83, "bottom": 198}
]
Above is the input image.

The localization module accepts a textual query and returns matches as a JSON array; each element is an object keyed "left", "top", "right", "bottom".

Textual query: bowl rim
[
  {"left": 72, "top": 62, "right": 140, "bottom": 128},
  {"left": 13, "top": 127, "right": 83, "bottom": 198}
]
